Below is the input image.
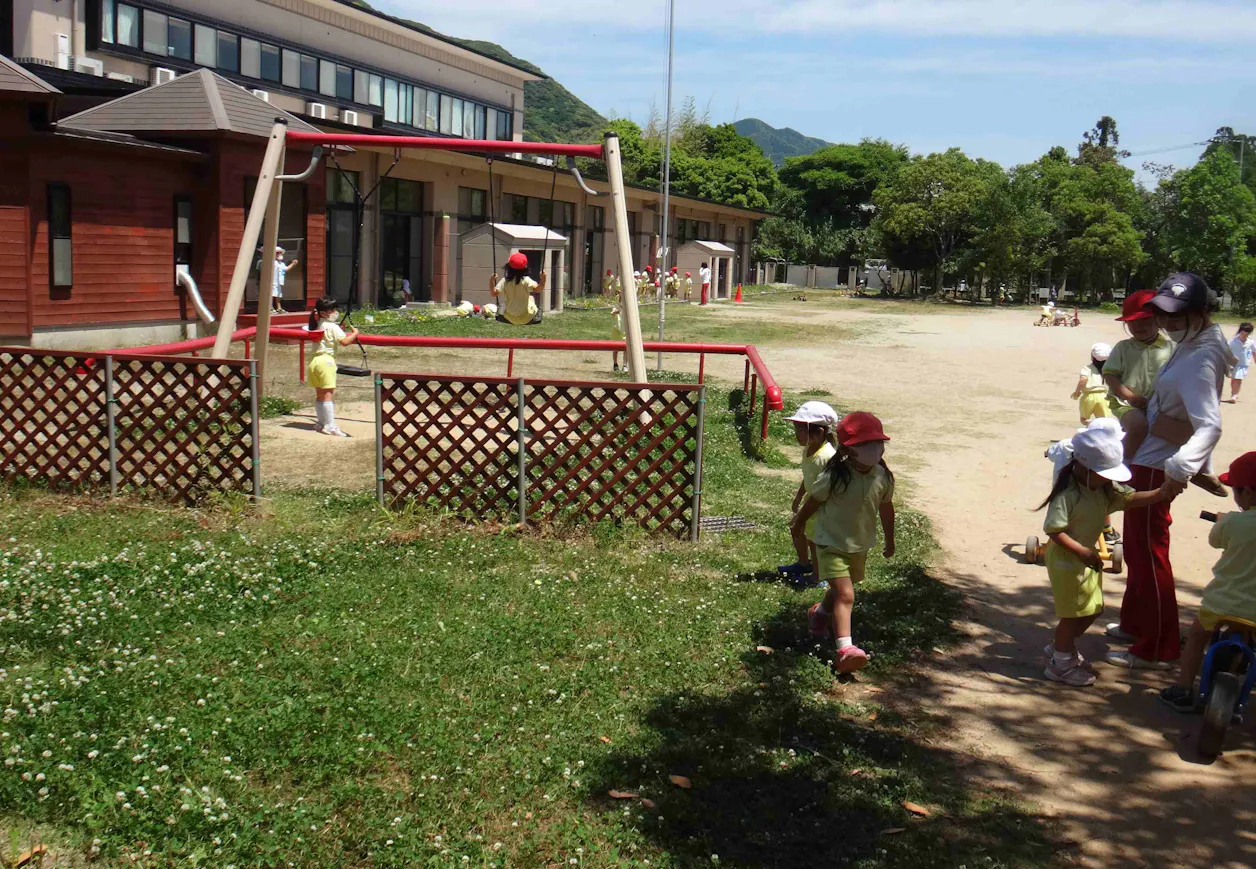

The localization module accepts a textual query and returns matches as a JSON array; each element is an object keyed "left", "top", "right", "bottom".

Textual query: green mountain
[
  {"left": 350, "top": 2, "right": 606, "bottom": 143},
  {"left": 733, "top": 118, "right": 831, "bottom": 165}
]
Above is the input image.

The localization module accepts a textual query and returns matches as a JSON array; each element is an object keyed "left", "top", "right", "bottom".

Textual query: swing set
[{"left": 212, "top": 124, "right": 648, "bottom": 389}]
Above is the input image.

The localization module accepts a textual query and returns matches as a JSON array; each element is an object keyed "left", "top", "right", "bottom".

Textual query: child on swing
[
  {"left": 491, "top": 252, "right": 545, "bottom": 326},
  {"left": 780, "top": 401, "right": 840, "bottom": 585},
  {"left": 792, "top": 412, "right": 896, "bottom": 674},
  {"left": 306, "top": 296, "right": 360, "bottom": 438},
  {"left": 1036, "top": 426, "right": 1170, "bottom": 686}
]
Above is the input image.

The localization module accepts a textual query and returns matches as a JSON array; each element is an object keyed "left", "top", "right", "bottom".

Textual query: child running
[
  {"left": 780, "top": 401, "right": 840, "bottom": 584},
  {"left": 491, "top": 252, "right": 545, "bottom": 325},
  {"left": 306, "top": 296, "right": 361, "bottom": 437},
  {"left": 792, "top": 412, "right": 896, "bottom": 674},
  {"left": 1038, "top": 426, "right": 1170, "bottom": 686},
  {"left": 1226, "top": 322, "right": 1254, "bottom": 403},
  {"left": 1159, "top": 452, "right": 1256, "bottom": 712},
  {"left": 1104, "top": 290, "right": 1174, "bottom": 459},
  {"left": 1071, "top": 343, "right": 1113, "bottom": 425}
]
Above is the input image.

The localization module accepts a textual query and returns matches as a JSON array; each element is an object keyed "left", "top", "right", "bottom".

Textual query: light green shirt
[
  {"left": 495, "top": 277, "right": 539, "bottom": 325},
  {"left": 1044, "top": 479, "right": 1132, "bottom": 573},
  {"left": 811, "top": 462, "right": 893, "bottom": 554},
  {"left": 801, "top": 442, "right": 836, "bottom": 499},
  {"left": 1105, "top": 334, "right": 1174, "bottom": 413},
  {"left": 1202, "top": 509, "right": 1256, "bottom": 623},
  {"left": 1079, "top": 364, "right": 1107, "bottom": 395},
  {"left": 312, "top": 320, "right": 345, "bottom": 359}
]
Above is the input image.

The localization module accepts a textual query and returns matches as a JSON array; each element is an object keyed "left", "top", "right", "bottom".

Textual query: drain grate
[{"left": 700, "top": 515, "right": 760, "bottom": 533}]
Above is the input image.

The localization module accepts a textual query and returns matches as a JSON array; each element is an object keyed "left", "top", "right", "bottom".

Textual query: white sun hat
[
  {"left": 1091, "top": 342, "right": 1112, "bottom": 361},
  {"left": 1078, "top": 417, "right": 1125, "bottom": 439},
  {"left": 785, "top": 400, "right": 840, "bottom": 427},
  {"left": 1071, "top": 426, "right": 1131, "bottom": 482}
]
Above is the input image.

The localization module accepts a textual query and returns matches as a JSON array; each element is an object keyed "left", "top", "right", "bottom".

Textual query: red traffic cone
[{"left": 734, "top": 283, "right": 743, "bottom": 304}]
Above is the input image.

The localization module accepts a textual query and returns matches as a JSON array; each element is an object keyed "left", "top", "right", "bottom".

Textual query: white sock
[
  {"left": 1053, "top": 651, "right": 1075, "bottom": 668},
  {"left": 314, "top": 402, "right": 328, "bottom": 429},
  {"left": 318, "top": 401, "right": 335, "bottom": 430},
  {"left": 836, "top": 636, "right": 853, "bottom": 650}
]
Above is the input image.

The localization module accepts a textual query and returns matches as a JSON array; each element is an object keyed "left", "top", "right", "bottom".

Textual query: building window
[
  {"left": 353, "top": 69, "right": 369, "bottom": 105},
  {"left": 369, "top": 74, "right": 383, "bottom": 106},
  {"left": 142, "top": 9, "right": 166, "bottom": 55},
  {"left": 300, "top": 54, "right": 317, "bottom": 91},
  {"left": 399, "top": 84, "right": 412, "bottom": 127},
  {"left": 439, "top": 94, "right": 453, "bottom": 135},
  {"left": 451, "top": 98, "right": 464, "bottom": 136},
  {"left": 383, "top": 78, "right": 398, "bottom": 122},
  {"left": 217, "top": 31, "right": 238, "bottom": 72},
  {"left": 411, "top": 88, "right": 425, "bottom": 128},
  {"left": 174, "top": 196, "right": 192, "bottom": 268},
  {"left": 326, "top": 168, "right": 360, "bottom": 303},
  {"left": 458, "top": 187, "right": 487, "bottom": 233},
  {"left": 474, "top": 105, "right": 487, "bottom": 140},
  {"left": 496, "top": 109, "right": 511, "bottom": 141},
  {"left": 167, "top": 17, "right": 191, "bottom": 60},
  {"left": 336, "top": 64, "right": 352, "bottom": 100},
  {"left": 463, "top": 101, "right": 475, "bottom": 140},
  {"left": 281, "top": 49, "right": 300, "bottom": 88},
  {"left": 319, "top": 60, "right": 336, "bottom": 97},
  {"left": 194, "top": 24, "right": 215, "bottom": 66},
  {"left": 240, "top": 37, "right": 260, "bottom": 78},
  {"left": 48, "top": 184, "right": 72, "bottom": 293},
  {"left": 101, "top": 0, "right": 115, "bottom": 43},
  {"left": 260, "top": 43, "right": 280, "bottom": 82},
  {"left": 327, "top": 167, "right": 359, "bottom": 204},
  {"left": 507, "top": 194, "right": 528, "bottom": 224},
  {"left": 424, "top": 92, "right": 438, "bottom": 131},
  {"left": 117, "top": 4, "right": 139, "bottom": 47}
]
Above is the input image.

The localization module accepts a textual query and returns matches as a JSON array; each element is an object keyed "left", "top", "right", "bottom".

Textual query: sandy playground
[{"left": 257, "top": 297, "right": 1255, "bottom": 868}]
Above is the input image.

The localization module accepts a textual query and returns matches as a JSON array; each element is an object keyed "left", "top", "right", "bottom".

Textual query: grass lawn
[{"left": 0, "top": 371, "right": 1064, "bottom": 867}]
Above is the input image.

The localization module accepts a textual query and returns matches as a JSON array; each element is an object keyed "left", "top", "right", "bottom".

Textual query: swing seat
[{"left": 336, "top": 364, "right": 371, "bottom": 377}]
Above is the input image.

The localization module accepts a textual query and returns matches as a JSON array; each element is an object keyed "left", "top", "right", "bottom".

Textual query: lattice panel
[
  {"left": 380, "top": 376, "right": 521, "bottom": 517},
  {"left": 110, "top": 356, "right": 255, "bottom": 502},
  {"left": 0, "top": 349, "right": 109, "bottom": 489},
  {"left": 378, "top": 375, "right": 701, "bottom": 538}
]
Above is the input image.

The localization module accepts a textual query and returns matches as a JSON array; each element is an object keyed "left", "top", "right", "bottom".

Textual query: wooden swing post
[{"left": 604, "top": 132, "right": 648, "bottom": 383}]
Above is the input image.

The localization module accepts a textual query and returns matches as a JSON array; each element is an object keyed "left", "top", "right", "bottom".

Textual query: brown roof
[
  {"left": 57, "top": 69, "right": 317, "bottom": 138},
  {"left": 0, "top": 54, "right": 61, "bottom": 96}
]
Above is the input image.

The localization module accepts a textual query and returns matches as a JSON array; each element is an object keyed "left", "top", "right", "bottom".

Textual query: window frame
[
  {"left": 193, "top": 23, "right": 216, "bottom": 66},
  {"left": 217, "top": 30, "right": 238, "bottom": 73},
  {"left": 141, "top": 8, "right": 166, "bottom": 56},
  {"left": 47, "top": 183, "right": 73, "bottom": 295},
  {"left": 259, "top": 42, "right": 281, "bottom": 83},
  {"left": 167, "top": 15, "right": 191, "bottom": 60},
  {"left": 100, "top": 0, "right": 116, "bottom": 44},
  {"left": 173, "top": 195, "right": 193, "bottom": 270},
  {"left": 240, "top": 36, "right": 261, "bottom": 78}
]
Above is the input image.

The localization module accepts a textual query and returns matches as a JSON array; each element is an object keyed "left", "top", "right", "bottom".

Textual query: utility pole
[{"left": 656, "top": 0, "right": 676, "bottom": 371}]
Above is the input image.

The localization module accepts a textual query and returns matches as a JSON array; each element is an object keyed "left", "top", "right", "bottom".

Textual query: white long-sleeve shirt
[{"left": 1132, "top": 324, "right": 1229, "bottom": 482}]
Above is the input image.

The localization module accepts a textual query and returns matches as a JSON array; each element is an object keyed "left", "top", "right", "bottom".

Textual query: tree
[
  {"left": 1077, "top": 116, "right": 1131, "bottom": 168},
  {"left": 873, "top": 148, "right": 990, "bottom": 294},
  {"left": 1162, "top": 148, "right": 1256, "bottom": 293},
  {"left": 1202, "top": 127, "right": 1256, "bottom": 199},
  {"left": 777, "top": 139, "right": 909, "bottom": 229}
]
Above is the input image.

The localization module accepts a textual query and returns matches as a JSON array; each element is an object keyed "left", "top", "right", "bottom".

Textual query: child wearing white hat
[
  {"left": 1045, "top": 418, "right": 1126, "bottom": 544},
  {"left": 1071, "top": 342, "right": 1114, "bottom": 425},
  {"left": 1037, "top": 426, "right": 1170, "bottom": 686},
  {"left": 781, "top": 401, "right": 841, "bottom": 584}
]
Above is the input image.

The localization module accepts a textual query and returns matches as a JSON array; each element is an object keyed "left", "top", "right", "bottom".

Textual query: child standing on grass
[
  {"left": 792, "top": 412, "right": 896, "bottom": 674},
  {"left": 1159, "top": 452, "right": 1256, "bottom": 712},
  {"left": 1037, "top": 426, "right": 1170, "bottom": 686},
  {"left": 306, "top": 296, "right": 360, "bottom": 438},
  {"left": 780, "top": 401, "right": 840, "bottom": 583},
  {"left": 1072, "top": 343, "right": 1113, "bottom": 424}
]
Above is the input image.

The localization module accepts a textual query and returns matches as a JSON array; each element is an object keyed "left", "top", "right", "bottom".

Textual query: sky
[{"left": 375, "top": 0, "right": 1256, "bottom": 183}]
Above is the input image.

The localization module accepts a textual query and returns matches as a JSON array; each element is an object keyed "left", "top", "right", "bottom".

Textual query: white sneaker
[
  {"left": 1105, "top": 624, "right": 1137, "bottom": 643},
  {"left": 320, "top": 426, "right": 350, "bottom": 438},
  {"left": 1044, "top": 643, "right": 1085, "bottom": 665},
  {"left": 1104, "top": 650, "right": 1172, "bottom": 671},
  {"left": 1045, "top": 656, "right": 1095, "bottom": 687}
]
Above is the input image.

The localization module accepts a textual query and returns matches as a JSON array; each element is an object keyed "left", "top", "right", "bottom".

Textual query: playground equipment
[
  {"left": 211, "top": 123, "right": 648, "bottom": 390},
  {"left": 1024, "top": 532, "right": 1123, "bottom": 573}
]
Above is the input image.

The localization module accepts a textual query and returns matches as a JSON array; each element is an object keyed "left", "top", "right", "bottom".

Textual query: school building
[{"left": 0, "top": 0, "right": 765, "bottom": 348}]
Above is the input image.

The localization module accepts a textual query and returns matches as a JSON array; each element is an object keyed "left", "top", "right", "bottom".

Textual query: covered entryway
[
  {"left": 459, "top": 223, "right": 569, "bottom": 312},
  {"left": 676, "top": 240, "right": 735, "bottom": 301}
]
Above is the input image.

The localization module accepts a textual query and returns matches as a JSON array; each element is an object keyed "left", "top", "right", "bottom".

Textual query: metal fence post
[
  {"left": 103, "top": 356, "right": 119, "bottom": 496},
  {"left": 374, "top": 375, "right": 385, "bottom": 507},
  {"left": 516, "top": 377, "right": 528, "bottom": 526},
  {"left": 248, "top": 359, "right": 261, "bottom": 499},
  {"left": 689, "top": 385, "right": 706, "bottom": 542}
]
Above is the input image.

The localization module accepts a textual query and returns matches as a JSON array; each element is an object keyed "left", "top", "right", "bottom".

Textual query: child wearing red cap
[
  {"left": 601, "top": 269, "right": 619, "bottom": 299},
  {"left": 683, "top": 272, "right": 693, "bottom": 302},
  {"left": 1160, "top": 452, "right": 1256, "bottom": 712},
  {"left": 791, "top": 411, "right": 896, "bottom": 673},
  {"left": 1104, "top": 290, "right": 1174, "bottom": 459},
  {"left": 491, "top": 252, "right": 545, "bottom": 325}
]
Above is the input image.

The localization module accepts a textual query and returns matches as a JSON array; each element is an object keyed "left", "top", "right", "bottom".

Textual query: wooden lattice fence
[
  {"left": 376, "top": 374, "right": 706, "bottom": 538},
  {"left": 0, "top": 348, "right": 259, "bottom": 502}
]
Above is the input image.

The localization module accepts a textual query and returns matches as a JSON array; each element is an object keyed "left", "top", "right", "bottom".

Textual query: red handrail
[{"left": 285, "top": 130, "right": 605, "bottom": 160}]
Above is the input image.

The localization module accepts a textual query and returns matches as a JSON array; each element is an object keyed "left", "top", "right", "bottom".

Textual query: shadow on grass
[{"left": 587, "top": 596, "right": 1063, "bottom": 869}]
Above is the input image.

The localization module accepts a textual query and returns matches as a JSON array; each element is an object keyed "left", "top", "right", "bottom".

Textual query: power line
[{"left": 1122, "top": 140, "right": 1212, "bottom": 159}]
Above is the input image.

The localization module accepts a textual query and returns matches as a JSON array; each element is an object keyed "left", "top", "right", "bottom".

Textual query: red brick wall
[{"left": 28, "top": 141, "right": 204, "bottom": 329}]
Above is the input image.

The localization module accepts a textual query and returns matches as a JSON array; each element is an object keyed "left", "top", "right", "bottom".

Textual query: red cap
[
  {"left": 836, "top": 411, "right": 889, "bottom": 447},
  {"left": 1220, "top": 452, "right": 1256, "bottom": 488},
  {"left": 606, "top": 269, "right": 612, "bottom": 275},
  {"left": 473, "top": 304, "right": 481, "bottom": 313},
  {"left": 506, "top": 252, "right": 528, "bottom": 271},
  {"left": 685, "top": 272, "right": 691, "bottom": 277},
  {"left": 1117, "top": 290, "right": 1157, "bottom": 322},
  {"left": 671, "top": 267, "right": 678, "bottom": 273},
  {"left": 645, "top": 265, "right": 653, "bottom": 272}
]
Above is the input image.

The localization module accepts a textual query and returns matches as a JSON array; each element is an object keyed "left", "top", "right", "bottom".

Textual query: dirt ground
[{"left": 258, "top": 299, "right": 1255, "bottom": 867}]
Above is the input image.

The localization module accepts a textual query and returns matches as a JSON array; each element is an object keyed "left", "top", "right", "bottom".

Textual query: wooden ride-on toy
[{"left": 1024, "top": 532, "right": 1123, "bottom": 573}]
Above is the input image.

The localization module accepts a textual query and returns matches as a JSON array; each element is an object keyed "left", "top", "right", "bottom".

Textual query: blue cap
[{"left": 1150, "top": 272, "right": 1216, "bottom": 314}]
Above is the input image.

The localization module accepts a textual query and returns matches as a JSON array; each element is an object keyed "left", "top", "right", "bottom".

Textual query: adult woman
[{"left": 1108, "top": 273, "right": 1231, "bottom": 668}]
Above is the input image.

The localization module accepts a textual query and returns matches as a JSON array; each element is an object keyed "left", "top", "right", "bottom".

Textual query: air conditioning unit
[
  {"left": 251, "top": 89, "right": 270, "bottom": 102},
  {"left": 106, "top": 72, "right": 135, "bottom": 83},
  {"left": 74, "top": 57, "right": 104, "bottom": 76},
  {"left": 341, "top": 109, "right": 359, "bottom": 126},
  {"left": 153, "top": 67, "right": 177, "bottom": 85},
  {"left": 306, "top": 102, "right": 327, "bottom": 119}
]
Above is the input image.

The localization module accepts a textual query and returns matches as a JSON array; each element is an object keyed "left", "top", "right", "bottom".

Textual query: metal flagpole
[{"left": 657, "top": 0, "right": 676, "bottom": 371}]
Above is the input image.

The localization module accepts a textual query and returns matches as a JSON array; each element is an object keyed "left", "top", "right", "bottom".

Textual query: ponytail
[
  {"left": 309, "top": 295, "right": 338, "bottom": 330},
  {"left": 1037, "top": 461, "right": 1076, "bottom": 511},
  {"left": 820, "top": 449, "right": 894, "bottom": 499}
]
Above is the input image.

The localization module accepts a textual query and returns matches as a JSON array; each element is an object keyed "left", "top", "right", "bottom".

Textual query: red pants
[
  {"left": 1119, "top": 465, "right": 1180, "bottom": 661},
  {"left": 700, "top": 284, "right": 710, "bottom": 305}
]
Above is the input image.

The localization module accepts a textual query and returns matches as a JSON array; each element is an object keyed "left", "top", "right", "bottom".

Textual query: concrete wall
[{"left": 29, "top": 319, "right": 200, "bottom": 350}]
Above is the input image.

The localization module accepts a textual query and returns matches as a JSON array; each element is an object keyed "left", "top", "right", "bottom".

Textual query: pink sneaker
[
  {"left": 808, "top": 603, "right": 831, "bottom": 638},
  {"left": 835, "top": 645, "right": 868, "bottom": 673}
]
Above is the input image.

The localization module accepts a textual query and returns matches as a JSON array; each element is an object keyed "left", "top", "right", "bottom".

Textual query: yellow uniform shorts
[
  {"left": 1046, "top": 544, "right": 1104, "bottom": 619},
  {"left": 308, "top": 355, "right": 337, "bottom": 390},
  {"left": 1078, "top": 393, "right": 1112, "bottom": 422},
  {"left": 1195, "top": 607, "right": 1256, "bottom": 632},
  {"left": 816, "top": 548, "right": 867, "bottom": 584}
]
